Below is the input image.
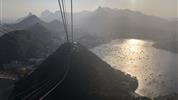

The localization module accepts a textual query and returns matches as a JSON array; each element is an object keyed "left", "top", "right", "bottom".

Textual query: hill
[{"left": 9, "top": 43, "right": 152, "bottom": 100}]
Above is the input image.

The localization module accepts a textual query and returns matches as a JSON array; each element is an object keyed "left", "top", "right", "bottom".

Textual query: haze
[{"left": 0, "top": 0, "right": 177, "bottom": 22}]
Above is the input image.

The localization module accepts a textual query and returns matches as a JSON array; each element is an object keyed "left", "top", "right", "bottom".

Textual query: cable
[
  {"left": 62, "top": 0, "right": 70, "bottom": 42},
  {"left": 58, "top": 0, "right": 69, "bottom": 42},
  {"left": 0, "top": 0, "right": 2, "bottom": 26},
  {"left": 62, "top": 0, "right": 68, "bottom": 32},
  {"left": 39, "top": 58, "right": 71, "bottom": 100},
  {"left": 58, "top": 0, "right": 65, "bottom": 40},
  {"left": 21, "top": 80, "right": 53, "bottom": 100},
  {"left": 71, "top": 0, "right": 74, "bottom": 42}
]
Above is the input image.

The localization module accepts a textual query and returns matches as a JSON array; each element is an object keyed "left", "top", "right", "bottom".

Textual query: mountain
[
  {"left": 9, "top": 42, "right": 151, "bottom": 100},
  {"left": 4, "top": 15, "right": 44, "bottom": 30},
  {"left": 153, "top": 41, "right": 178, "bottom": 53},
  {"left": 3, "top": 14, "right": 65, "bottom": 37},
  {"left": 40, "top": 10, "right": 62, "bottom": 22},
  {"left": 16, "top": 13, "right": 33, "bottom": 23},
  {"left": 40, "top": 9, "right": 92, "bottom": 26},
  {"left": 40, "top": 10, "right": 57, "bottom": 22},
  {"left": 40, "top": 7, "right": 177, "bottom": 42},
  {"left": 80, "top": 7, "right": 177, "bottom": 41},
  {"left": 0, "top": 14, "right": 66, "bottom": 70},
  {"left": 0, "top": 23, "right": 61, "bottom": 70}
]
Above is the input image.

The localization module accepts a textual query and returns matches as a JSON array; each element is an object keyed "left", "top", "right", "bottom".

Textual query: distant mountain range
[
  {"left": 1, "top": 7, "right": 177, "bottom": 53},
  {"left": 40, "top": 9, "right": 92, "bottom": 27},
  {"left": 40, "top": 10, "right": 61, "bottom": 23},
  {"left": 0, "top": 7, "right": 177, "bottom": 69},
  {"left": 3, "top": 14, "right": 64, "bottom": 34},
  {"left": 4, "top": 15, "right": 44, "bottom": 30},
  {"left": 81, "top": 7, "right": 177, "bottom": 41},
  {"left": 2, "top": 7, "right": 176, "bottom": 42},
  {"left": 40, "top": 7, "right": 177, "bottom": 41}
]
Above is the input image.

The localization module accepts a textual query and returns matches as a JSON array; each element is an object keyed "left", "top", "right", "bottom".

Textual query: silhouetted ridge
[
  {"left": 20, "top": 15, "right": 40, "bottom": 24},
  {"left": 4, "top": 15, "right": 44, "bottom": 30},
  {"left": 8, "top": 42, "right": 146, "bottom": 100}
]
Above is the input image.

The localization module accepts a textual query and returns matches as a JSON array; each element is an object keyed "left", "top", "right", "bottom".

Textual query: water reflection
[
  {"left": 127, "top": 39, "right": 143, "bottom": 52},
  {"left": 92, "top": 39, "right": 177, "bottom": 97}
]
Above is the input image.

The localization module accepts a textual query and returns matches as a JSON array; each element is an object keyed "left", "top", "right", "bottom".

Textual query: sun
[
  {"left": 129, "top": 0, "right": 137, "bottom": 9},
  {"left": 131, "top": 0, "right": 137, "bottom": 5}
]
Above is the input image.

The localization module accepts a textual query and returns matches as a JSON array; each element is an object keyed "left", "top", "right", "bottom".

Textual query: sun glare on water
[{"left": 127, "top": 39, "right": 143, "bottom": 52}]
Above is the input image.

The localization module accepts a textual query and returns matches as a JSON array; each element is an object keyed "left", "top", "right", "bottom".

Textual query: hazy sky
[{"left": 0, "top": 0, "right": 177, "bottom": 22}]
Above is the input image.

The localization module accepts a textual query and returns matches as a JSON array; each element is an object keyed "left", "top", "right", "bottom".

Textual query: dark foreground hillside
[
  {"left": 9, "top": 43, "right": 151, "bottom": 100},
  {"left": 0, "top": 79, "right": 14, "bottom": 100}
]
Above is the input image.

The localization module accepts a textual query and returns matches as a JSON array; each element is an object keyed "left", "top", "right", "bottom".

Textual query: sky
[{"left": 0, "top": 0, "right": 177, "bottom": 22}]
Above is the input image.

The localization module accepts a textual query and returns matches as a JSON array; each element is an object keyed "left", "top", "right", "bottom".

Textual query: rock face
[{"left": 8, "top": 43, "right": 143, "bottom": 100}]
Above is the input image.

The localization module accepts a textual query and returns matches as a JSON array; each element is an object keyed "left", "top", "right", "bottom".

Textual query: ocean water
[{"left": 92, "top": 39, "right": 178, "bottom": 97}]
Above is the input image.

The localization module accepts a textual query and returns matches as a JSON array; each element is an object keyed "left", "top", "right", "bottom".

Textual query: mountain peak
[
  {"left": 43, "top": 9, "right": 51, "bottom": 13},
  {"left": 28, "top": 12, "right": 33, "bottom": 16},
  {"left": 98, "top": 6, "right": 102, "bottom": 9},
  {"left": 20, "top": 14, "right": 41, "bottom": 24},
  {"left": 26, "top": 14, "right": 39, "bottom": 20},
  {"left": 95, "top": 6, "right": 113, "bottom": 13},
  {"left": 40, "top": 10, "right": 56, "bottom": 22},
  {"left": 96, "top": 6, "right": 104, "bottom": 11},
  {"left": 23, "top": 13, "right": 39, "bottom": 21},
  {"left": 11, "top": 14, "right": 44, "bottom": 30},
  {"left": 41, "top": 10, "right": 53, "bottom": 16}
]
